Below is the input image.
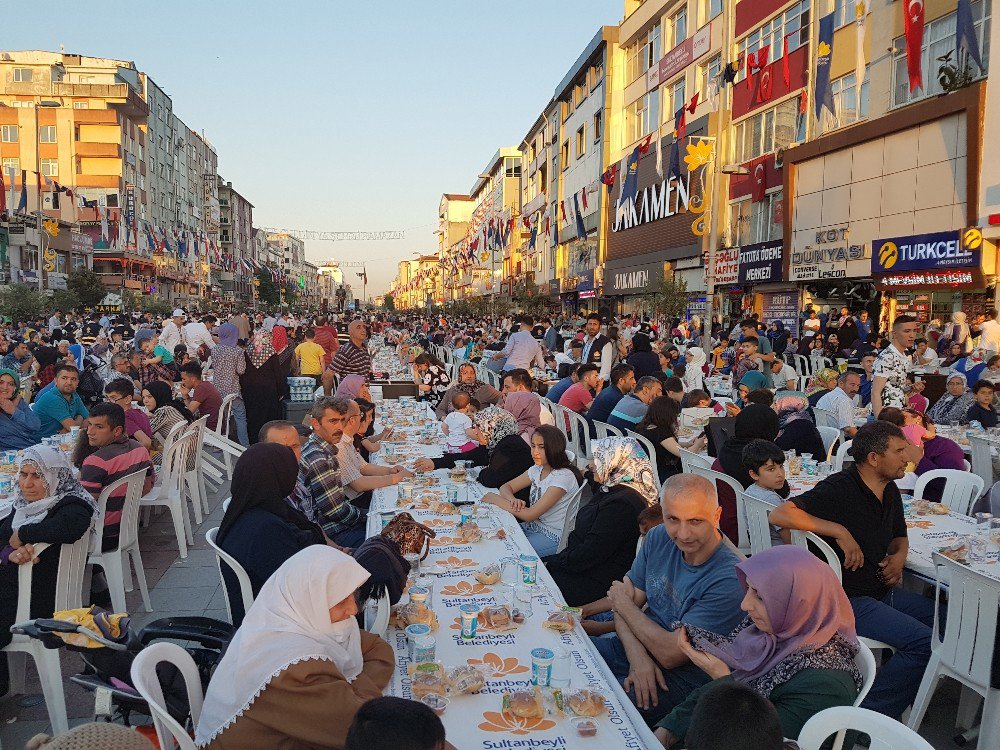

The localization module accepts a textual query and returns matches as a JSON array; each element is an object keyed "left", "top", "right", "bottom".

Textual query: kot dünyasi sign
[
  {"left": 872, "top": 230, "right": 979, "bottom": 274},
  {"left": 738, "top": 240, "right": 783, "bottom": 284},
  {"left": 612, "top": 173, "right": 691, "bottom": 232}
]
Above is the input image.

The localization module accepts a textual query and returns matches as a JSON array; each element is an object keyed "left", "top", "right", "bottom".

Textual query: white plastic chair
[
  {"left": 140, "top": 431, "right": 194, "bottom": 558},
  {"left": 365, "top": 586, "right": 391, "bottom": 638},
  {"left": 556, "top": 481, "right": 586, "bottom": 553},
  {"left": 593, "top": 420, "right": 624, "bottom": 440},
  {"left": 205, "top": 527, "right": 255, "bottom": 624},
  {"left": 564, "top": 449, "right": 577, "bottom": 465},
  {"left": 911, "top": 469, "right": 983, "bottom": 516},
  {"left": 740, "top": 490, "right": 776, "bottom": 555},
  {"left": 817, "top": 425, "right": 841, "bottom": 461},
  {"left": 626, "top": 430, "right": 660, "bottom": 490},
  {"left": 3, "top": 536, "right": 89, "bottom": 734},
  {"left": 831, "top": 440, "right": 854, "bottom": 472},
  {"left": 182, "top": 416, "right": 213, "bottom": 519},
  {"left": 812, "top": 406, "right": 837, "bottom": 429},
  {"left": 563, "top": 409, "right": 593, "bottom": 468},
  {"left": 690, "top": 466, "right": 751, "bottom": 555},
  {"left": 793, "top": 354, "right": 810, "bottom": 377},
  {"left": 679, "top": 446, "right": 711, "bottom": 473},
  {"left": 214, "top": 393, "right": 237, "bottom": 439},
  {"left": 907, "top": 552, "right": 1000, "bottom": 747},
  {"left": 967, "top": 435, "right": 992, "bottom": 494},
  {"left": 88, "top": 469, "right": 152, "bottom": 614},
  {"left": 800, "top": 706, "right": 935, "bottom": 750},
  {"left": 130, "top": 641, "right": 203, "bottom": 750}
]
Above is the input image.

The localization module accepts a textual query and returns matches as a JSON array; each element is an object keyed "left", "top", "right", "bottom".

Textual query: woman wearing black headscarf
[
  {"left": 217, "top": 442, "right": 325, "bottom": 625},
  {"left": 711, "top": 404, "right": 789, "bottom": 544},
  {"left": 626, "top": 333, "right": 660, "bottom": 379}
]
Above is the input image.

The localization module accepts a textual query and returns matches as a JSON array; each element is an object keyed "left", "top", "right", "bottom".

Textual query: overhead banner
[
  {"left": 871, "top": 230, "right": 978, "bottom": 274},
  {"left": 738, "top": 240, "right": 783, "bottom": 284}
]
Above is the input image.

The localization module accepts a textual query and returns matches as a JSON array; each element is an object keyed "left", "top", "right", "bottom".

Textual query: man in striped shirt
[
  {"left": 79, "top": 403, "right": 154, "bottom": 552},
  {"left": 322, "top": 319, "right": 373, "bottom": 395}
]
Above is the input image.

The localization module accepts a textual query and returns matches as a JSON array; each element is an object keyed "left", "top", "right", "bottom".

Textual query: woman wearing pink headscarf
[
  {"left": 240, "top": 327, "right": 286, "bottom": 444},
  {"left": 655, "top": 545, "right": 861, "bottom": 747},
  {"left": 502, "top": 390, "right": 541, "bottom": 443},
  {"left": 335, "top": 374, "right": 371, "bottom": 401}
]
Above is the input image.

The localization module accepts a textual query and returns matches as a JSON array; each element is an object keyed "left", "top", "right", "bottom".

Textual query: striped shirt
[
  {"left": 80, "top": 437, "right": 154, "bottom": 552},
  {"left": 299, "top": 434, "right": 361, "bottom": 536},
  {"left": 327, "top": 340, "right": 372, "bottom": 380}
]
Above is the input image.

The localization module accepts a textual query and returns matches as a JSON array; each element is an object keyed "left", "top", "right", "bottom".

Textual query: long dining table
[{"left": 365, "top": 398, "right": 660, "bottom": 749}]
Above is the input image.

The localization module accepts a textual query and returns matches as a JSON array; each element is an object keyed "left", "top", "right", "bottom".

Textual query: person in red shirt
[
  {"left": 558, "top": 363, "right": 602, "bottom": 415},
  {"left": 180, "top": 363, "right": 223, "bottom": 431},
  {"left": 312, "top": 315, "right": 340, "bottom": 370}
]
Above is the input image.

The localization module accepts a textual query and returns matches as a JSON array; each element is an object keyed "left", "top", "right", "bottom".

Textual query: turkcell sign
[
  {"left": 612, "top": 174, "right": 691, "bottom": 231},
  {"left": 872, "top": 230, "right": 977, "bottom": 274}
]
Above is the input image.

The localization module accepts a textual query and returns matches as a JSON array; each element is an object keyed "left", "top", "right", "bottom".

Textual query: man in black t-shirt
[{"left": 769, "top": 421, "right": 932, "bottom": 720}]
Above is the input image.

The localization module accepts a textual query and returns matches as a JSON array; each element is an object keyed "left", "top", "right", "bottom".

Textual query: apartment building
[
  {"left": 437, "top": 193, "right": 474, "bottom": 302},
  {"left": 518, "top": 102, "right": 559, "bottom": 304},
  {"left": 470, "top": 147, "right": 522, "bottom": 298},
  {"left": 218, "top": 177, "right": 253, "bottom": 303}
]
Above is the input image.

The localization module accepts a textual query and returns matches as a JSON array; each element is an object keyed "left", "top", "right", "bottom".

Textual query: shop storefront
[{"left": 603, "top": 255, "right": 666, "bottom": 316}]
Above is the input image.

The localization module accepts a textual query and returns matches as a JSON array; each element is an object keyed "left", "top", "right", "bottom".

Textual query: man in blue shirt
[
  {"left": 33, "top": 363, "right": 89, "bottom": 438},
  {"left": 588, "top": 364, "right": 634, "bottom": 427},
  {"left": 546, "top": 366, "right": 577, "bottom": 404},
  {"left": 584, "top": 474, "right": 745, "bottom": 724}
]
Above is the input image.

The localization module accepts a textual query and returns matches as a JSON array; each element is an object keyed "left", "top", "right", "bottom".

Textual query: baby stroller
[
  {"left": 77, "top": 354, "right": 106, "bottom": 408},
  {"left": 11, "top": 608, "right": 233, "bottom": 727}
]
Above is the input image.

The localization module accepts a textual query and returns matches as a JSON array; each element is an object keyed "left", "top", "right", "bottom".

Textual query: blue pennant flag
[
  {"left": 617, "top": 146, "right": 641, "bottom": 209},
  {"left": 957, "top": 0, "right": 984, "bottom": 72},
  {"left": 814, "top": 12, "right": 836, "bottom": 120}
]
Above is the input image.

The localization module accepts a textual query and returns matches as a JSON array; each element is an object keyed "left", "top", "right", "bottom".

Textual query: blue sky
[{"left": 7, "top": 1, "right": 618, "bottom": 296}]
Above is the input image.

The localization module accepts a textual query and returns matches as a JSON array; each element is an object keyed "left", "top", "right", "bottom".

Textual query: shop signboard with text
[
  {"left": 790, "top": 227, "right": 867, "bottom": 281},
  {"left": 738, "top": 240, "right": 783, "bottom": 284},
  {"left": 714, "top": 247, "right": 740, "bottom": 285},
  {"left": 761, "top": 291, "right": 799, "bottom": 338},
  {"left": 872, "top": 230, "right": 978, "bottom": 274}
]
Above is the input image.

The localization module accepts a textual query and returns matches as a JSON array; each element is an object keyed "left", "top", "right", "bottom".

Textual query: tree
[
  {"left": 255, "top": 270, "right": 281, "bottom": 306},
  {"left": 647, "top": 276, "right": 689, "bottom": 319},
  {"left": 382, "top": 293, "right": 395, "bottom": 312},
  {"left": 67, "top": 268, "right": 107, "bottom": 308},
  {"left": 0, "top": 285, "right": 47, "bottom": 323},
  {"left": 50, "top": 288, "right": 81, "bottom": 313}
]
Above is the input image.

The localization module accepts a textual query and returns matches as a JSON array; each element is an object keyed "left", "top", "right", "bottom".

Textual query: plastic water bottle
[{"left": 551, "top": 646, "right": 571, "bottom": 687}]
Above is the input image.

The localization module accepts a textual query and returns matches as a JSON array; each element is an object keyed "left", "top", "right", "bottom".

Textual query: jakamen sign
[{"left": 612, "top": 174, "right": 692, "bottom": 232}]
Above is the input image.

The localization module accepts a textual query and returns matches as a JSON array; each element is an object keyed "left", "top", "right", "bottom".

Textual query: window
[
  {"left": 699, "top": 55, "right": 722, "bottom": 102},
  {"left": 590, "top": 60, "right": 604, "bottom": 90},
  {"left": 627, "top": 23, "right": 661, "bottom": 84},
  {"left": 576, "top": 125, "right": 586, "bottom": 159},
  {"left": 72, "top": 101, "right": 89, "bottom": 109},
  {"left": 736, "top": 0, "right": 810, "bottom": 81},
  {"left": 1, "top": 125, "right": 18, "bottom": 143},
  {"left": 561, "top": 141, "right": 569, "bottom": 170},
  {"left": 891, "top": 1, "right": 990, "bottom": 107},
  {"left": 2, "top": 157, "right": 19, "bottom": 177},
  {"left": 574, "top": 78, "right": 587, "bottom": 107},
  {"left": 699, "top": 0, "right": 723, "bottom": 26},
  {"left": 11, "top": 100, "right": 32, "bottom": 108},
  {"left": 503, "top": 156, "right": 521, "bottom": 178},
  {"left": 729, "top": 191, "right": 783, "bottom": 246},
  {"left": 12, "top": 68, "right": 32, "bottom": 83},
  {"left": 669, "top": 7, "right": 688, "bottom": 50},
  {"left": 828, "top": 68, "right": 870, "bottom": 128},
  {"left": 594, "top": 110, "right": 603, "bottom": 142},
  {"left": 665, "top": 77, "right": 687, "bottom": 121},
  {"left": 733, "top": 97, "right": 799, "bottom": 163},
  {"left": 40, "top": 159, "right": 58, "bottom": 177},
  {"left": 626, "top": 90, "right": 660, "bottom": 145},
  {"left": 39, "top": 125, "right": 56, "bottom": 143}
]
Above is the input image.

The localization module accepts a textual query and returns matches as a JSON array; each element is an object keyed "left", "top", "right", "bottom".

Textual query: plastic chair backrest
[
  {"left": 690, "top": 466, "right": 749, "bottom": 552},
  {"left": 14, "top": 537, "right": 89, "bottom": 623},
  {"left": 159, "top": 419, "right": 188, "bottom": 462},
  {"left": 798, "top": 706, "right": 935, "bottom": 750},
  {"left": 626, "top": 430, "right": 660, "bottom": 489},
  {"left": 593, "top": 420, "right": 624, "bottom": 440},
  {"left": 812, "top": 407, "right": 837, "bottom": 430},
  {"left": 912, "top": 469, "right": 983, "bottom": 515},
  {"left": 184, "top": 415, "right": 210, "bottom": 455},
  {"left": 365, "top": 586, "right": 391, "bottom": 638},
  {"left": 563, "top": 408, "right": 592, "bottom": 462},
  {"left": 740, "top": 490, "right": 775, "bottom": 555},
  {"left": 968, "top": 435, "right": 993, "bottom": 496},
  {"left": 214, "top": 393, "right": 237, "bottom": 437},
  {"left": 817, "top": 426, "right": 841, "bottom": 461},
  {"left": 832, "top": 440, "right": 854, "bottom": 472},
  {"left": 205, "top": 527, "right": 255, "bottom": 624},
  {"left": 565, "top": 449, "right": 577, "bottom": 465},
  {"left": 679, "top": 447, "right": 711, "bottom": 473},
  {"left": 790, "top": 529, "right": 843, "bottom": 582},
  {"left": 93, "top": 469, "right": 150, "bottom": 553},
  {"left": 129, "top": 641, "right": 203, "bottom": 750},
  {"left": 930, "top": 551, "right": 1000, "bottom": 693},
  {"left": 556, "top": 481, "right": 586, "bottom": 553}
]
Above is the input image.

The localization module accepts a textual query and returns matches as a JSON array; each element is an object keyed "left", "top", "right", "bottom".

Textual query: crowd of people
[{"left": 2, "top": 299, "right": 998, "bottom": 750}]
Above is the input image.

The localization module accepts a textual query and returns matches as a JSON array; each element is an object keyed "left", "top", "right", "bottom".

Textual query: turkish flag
[
  {"left": 751, "top": 157, "right": 768, "bottom": 203},
  {"left": 746, "top": 51, "right": 756, "bottom": 91},
  {"left": 782, "top": 36, "right": 791, "bottom": 88},
  {"left": 581, "top": 187, "right": 588, "bottom": 211},
  {"left": 903, "top": 0, "right": 924, "bottom": 92}
]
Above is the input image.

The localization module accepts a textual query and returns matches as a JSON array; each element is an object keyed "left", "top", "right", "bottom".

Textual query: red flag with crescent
[
  {"left": 751, "top": 157, "right": 768, "bottom": 203},
  {"left": 903, "top": 0, "right": 925, "bottom": 92}
]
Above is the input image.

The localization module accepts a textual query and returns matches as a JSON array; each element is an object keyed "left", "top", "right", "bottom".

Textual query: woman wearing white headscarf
[
  {"left": 926, "top": 372, "right": 976, "bottom": 425},
  {"left": 543, "top": 437, "right": 656, "bottom": 606},
  {"left": 683, "top": 347, "right": 706, "bottom": 391},
  {"left": 944, "top": 311, "right": 972, "bottom": 355},
  {"left": 196, "top": 546, "right": 393, "bottom": 749},
  {"left": 0, "top": 447, "right": 97, "bottom": 668}
]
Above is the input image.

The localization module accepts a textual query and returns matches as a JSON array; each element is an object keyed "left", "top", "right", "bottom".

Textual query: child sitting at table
[
  {"left": 441, "top": 392, "right": 478, "bottom": 452},
  {"left": 742, "top": 439, "right": 789, "bottom": 546},
  {"left": 967, "top": 379, "right": 998, "bottom": 428},
  {"left": 905, "top": 372, "right": 929, "bottom": 413}
]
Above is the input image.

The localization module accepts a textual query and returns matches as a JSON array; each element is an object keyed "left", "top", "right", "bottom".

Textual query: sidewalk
[{"left": 1, "top": 479, "right": 230, "bottom": 748}]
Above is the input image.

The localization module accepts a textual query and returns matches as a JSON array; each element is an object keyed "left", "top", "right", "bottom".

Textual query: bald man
[
  {"left": 585, "top": 475, "right": 745, "bottom": 724},
  {"left": 322, "top": 320, "right": 372, "bottom": 395}
]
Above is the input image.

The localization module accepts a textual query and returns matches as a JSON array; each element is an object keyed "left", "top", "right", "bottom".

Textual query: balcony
[
  {"left": 4, "top": 81, "right": 148, "bottom": 120},
  {"left": 75, "top": 142, "right": 121, "bottom": 158}
]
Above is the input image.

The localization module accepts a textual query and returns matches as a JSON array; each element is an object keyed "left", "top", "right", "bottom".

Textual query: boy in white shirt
[{"left": 441, "top": 392, "right": 478, "bottom": 452}]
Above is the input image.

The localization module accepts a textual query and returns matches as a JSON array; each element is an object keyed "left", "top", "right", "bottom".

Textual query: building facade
[{"left": 218, "top": 177, "right": 253, "bottom": 303}]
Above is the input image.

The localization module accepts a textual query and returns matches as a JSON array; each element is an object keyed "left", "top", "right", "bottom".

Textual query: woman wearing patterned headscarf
[
  {"left": 543, "top": 437, "right": 653, "bottom": 606},
  {"left": 240, "top": 328, "right": 287, "bottom": 444},
  {"left": 806, "top": 368, "right": 840, "bottom": 407},
  {"left": 415, "top": 405, "right": 533, "bottom": 491},
  {"left": 0, "top": 447, "right": 98, "bottom": 668},
  {"left": 433, "top": 362, "right": 502, "bottom": 419},
  {"left": 772, "top": 392, "right": 826, "bottom": 460}
]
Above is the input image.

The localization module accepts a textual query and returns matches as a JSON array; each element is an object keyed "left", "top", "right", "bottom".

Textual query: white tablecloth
[{"left": 367, "top": 403, "right": 660, "bottom": 749}]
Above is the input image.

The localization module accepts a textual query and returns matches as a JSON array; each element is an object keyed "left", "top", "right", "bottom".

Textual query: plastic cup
[
  {"left": 409, "top": 585, "right": 430, "bottom": 607},
  {"left": 460, "top": 604, "right": 478, "bottom": 639},
  {"left": 403, "top": 552, "right": 421, "bottom": 578},
  {"left": 530, "top": 647, "right": 554, "bottom": 687},
  {"left": 413, "top": 634, "right": 436, "bottom": 663},
  {"left": 519, "top": 554, "right": 539, "bottom": 585},
  {"left": 404, "top": 623, "right": 431, "bottom": 660}
]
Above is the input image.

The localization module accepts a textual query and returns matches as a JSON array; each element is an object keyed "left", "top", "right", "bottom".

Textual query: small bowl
[
  {"left": 572, "top": 717, "right": 598, "bottom": 737},
  {"left": 420, "top": 693, "right": 449, "bottom": 716}
]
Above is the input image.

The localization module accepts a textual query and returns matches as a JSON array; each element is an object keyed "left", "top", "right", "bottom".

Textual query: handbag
[{"left": 381, "top": 511, "right": 436, "bottom": 560}]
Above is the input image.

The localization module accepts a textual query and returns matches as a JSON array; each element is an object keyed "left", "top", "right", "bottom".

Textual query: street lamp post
[{"left": 33, "top": 100, "right": 60, "bottom": 292}]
